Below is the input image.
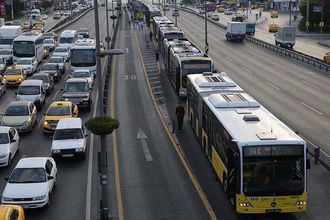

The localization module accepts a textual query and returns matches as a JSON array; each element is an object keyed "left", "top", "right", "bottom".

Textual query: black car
[
  {"left": 61, "top": 78, "right": 92, "bottom": 111},
  {"left": 39, "top": 63, "right": 61, "bottom": 82},
  {"left": 30, "top": 73, "right": 54, "bottom": 94},
  {"left": 78, "top": 28, "right": 89, "bottom": 38}
]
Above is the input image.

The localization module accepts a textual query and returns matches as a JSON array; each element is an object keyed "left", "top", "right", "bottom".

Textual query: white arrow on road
[{"left": 137, "top": 128, "right": 153, "bottom": 162}]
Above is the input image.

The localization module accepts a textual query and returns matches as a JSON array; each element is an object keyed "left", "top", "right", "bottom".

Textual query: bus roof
[
  {"left": 187, "top": 72, "right": 243, "bottom": 93},
  {"left": 72, "top": 38, "right": 96, "bottom": 49},
  {"left": 14, "top": 32, "right": 43, "bottom": 41},
  {"left": 203, "top": 92, "right": 305, "bottom": 146},
  {"left": 153, "top": 16, "right": 171, "bottom": 23},
  {"left": 170, "top": 45, "right": 202, "bottom": 54}
]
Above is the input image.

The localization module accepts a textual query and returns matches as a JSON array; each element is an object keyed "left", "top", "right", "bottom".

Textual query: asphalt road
[
  {"left": 106, "top": 10, "right": 212, "bottom": 219},
  {"left": 0, "top": 8, "right": 110, "bottom": 220},
  {"left": 163, "top": 10, "right": 330, "bottom": 220}
]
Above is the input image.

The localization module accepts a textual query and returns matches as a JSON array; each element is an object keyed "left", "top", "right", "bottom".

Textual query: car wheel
[{"left": 7, "top": 154, "right": 11, "bottom": 167}]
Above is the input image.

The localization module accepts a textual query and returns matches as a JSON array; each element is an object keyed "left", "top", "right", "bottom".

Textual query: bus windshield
[
  {"left": 0, "top": 39, "right": 13, "bottom": 45},
  {"left": 71, "top": 49, "right": 95, "bottom": 67},
  {"left": 13, "top": 41, "right": 35, "bottom": 57},
  {"left": 181, "top": 60, "right": 211, "bottom": 88},
  {"left": 164, "top": 33, "right": 184, "bottom": 40},
  {"left": 243, "top": 145, "right": 305, "bottom": 196},
  {"left": 59, "top": 37, "right": 74, "bottom": 44}
]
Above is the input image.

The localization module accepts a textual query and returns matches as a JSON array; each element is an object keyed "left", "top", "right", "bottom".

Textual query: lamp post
[
  {"left": 320, "top": 0, "right": 324, "bottom": 33},
  {"left": 11, "top": 0, "right": 14, "bottom": 20},
  {"left": 174, "top": 0, "right": 177, "bottom": 26},
  {"left": 106, "top": 0, "right": 110, "bottom": 49},
  {"left": 306, "top": 0, "right": 309, "bottom": 32},
  {"left": 289, "top": 0, "right": 292, "bottom": 26},
  {"left": 204, "top": 0, "right": 208, "bottom": 55}
]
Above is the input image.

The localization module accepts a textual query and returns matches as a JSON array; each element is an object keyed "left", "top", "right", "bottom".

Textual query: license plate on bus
[{"left": 266, "top": 209, "right": 281, "bottom": 213}]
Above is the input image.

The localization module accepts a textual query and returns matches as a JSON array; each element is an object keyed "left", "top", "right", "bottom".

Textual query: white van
[
  {"left": 51, "top": 118, "right": 87, "bottom": 160},
  {"left": 16, "top": 80, "right": 46, "bottom": 110},
  {"left": 58, "top": 30, "right": 78, "bottom": 49}
]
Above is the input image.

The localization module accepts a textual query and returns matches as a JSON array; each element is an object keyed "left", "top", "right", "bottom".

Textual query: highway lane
[
  {"left": 163, "top": 10, "right": 330, "bottom": 219},
  {"left": 0, "top": 8, "right": 110, "bottom": 220},
  {"left": 107, "top": 11, "right": 213, "bottom": 219}
]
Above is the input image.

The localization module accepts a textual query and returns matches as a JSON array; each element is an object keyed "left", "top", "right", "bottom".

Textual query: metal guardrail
[
  {"left": 180, "top": 6, "right": 330, "bottom": 170},
  {"left": 180, "top": 6, "right": 330, "bottom": 74}
]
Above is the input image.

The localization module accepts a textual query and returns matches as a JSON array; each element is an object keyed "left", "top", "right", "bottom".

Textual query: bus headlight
[
  {"left": 239, "top": 202, "right": 252, "bottom": 207},
  {"left": 295, "top": 201, "right": 306, "bottom": 206}
]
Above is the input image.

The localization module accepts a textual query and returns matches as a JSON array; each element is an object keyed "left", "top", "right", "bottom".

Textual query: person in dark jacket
[{"left": 176, "top": 102, "right": 185, "bottom": 131}]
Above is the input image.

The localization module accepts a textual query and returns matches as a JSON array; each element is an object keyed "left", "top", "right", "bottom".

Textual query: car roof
[
  {"left": 20, "top": 79, "right": 43, "bottom": 86},
  {"left": 15, "top": 157, "right": 51, "bottom": 168},
  {"left": 49, "top": 56, "right": 64, "bottom": 60},
  {"left": 6, "top": 66, "right": 23, "bottom": 70},
  {"left": 8, "top": 101, "right": 32, "bottom": 106},
  {"left": 66, "top": 78, "right": 88, "bottom": 83},
  {"left": 31, "top": 72, "right": 49, "bottom": 77},
  {"left": 49, "top": 101, "right": 72, "bottom": 108},
  {"left": 56, "top": 118, "right": 82, "bottom": 129},
  {"left": 0, "top": 126, "right": 11, "bottom": 133}
]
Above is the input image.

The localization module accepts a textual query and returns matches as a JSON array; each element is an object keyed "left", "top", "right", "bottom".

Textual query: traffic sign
[{"left": 305, "top": 21, "right": 310, "bottom": 27}]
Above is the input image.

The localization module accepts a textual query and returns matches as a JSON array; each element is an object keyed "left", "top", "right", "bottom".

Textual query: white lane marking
[
  {"left": 241, "top": 67, "right": 251, "bottom": 73},
  {"left": 300, "top": 101, "right": 323, "bottom": 116},
  {"left": 52, "top": 90, "right": 60, "bottom": 100},
  {"left": 226, "top": 56, "right": 233, "bottom": 61},
  {"left": 137, "top": 128, "right": 153, "bottom": 162},
  {"left": 125, "top": 48, "right": 129, "bottom": 53},
  {"left": 265, "top": 81, "right": 281, "bottom": 91},
  {"left": 302, "top": 80, "right": 320, "bottom": 90},
  {"left": 85, "top": 58, "right": 107, "bottom": 220}
]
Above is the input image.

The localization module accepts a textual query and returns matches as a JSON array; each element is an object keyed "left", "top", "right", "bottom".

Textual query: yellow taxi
[
  {"left": 43, "top": 46, "right": 50, "bottom": 59},
  {"left": 324, "top": 52, "right": 330, "bottom": 63},
  {"left": 3, "top": 66, "right": 26, "bottom": 86},
  {"left": 21, "top": 22, "right": 31, "bottom": 30},
  {"left": 32, "top": 19, "right": 45, "bottom": 26},
  {"left": 269, "top": 22, "right": 279, "bottom": 32},
  {"left": 0, "top": 205, "right": 25, "bottom": 220},
  {"left": 31, "top": 25, "right": 44, "bottom": 33},
  {"left": 43, "top": 101, "right": 79, "bottom": 134},
  {"left": 271, "top": 11, "right": 278, "bottom": 18}
]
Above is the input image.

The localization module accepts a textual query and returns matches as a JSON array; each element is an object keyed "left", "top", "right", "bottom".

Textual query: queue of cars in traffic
[{"left": 0, "top": 22, "right": 94, "bottom": 215}]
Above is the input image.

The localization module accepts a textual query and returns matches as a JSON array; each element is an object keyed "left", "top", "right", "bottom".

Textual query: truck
[
  {"left": 245, "top": 23, "right": 255, "bottom": 35},
  {"left": 226, "top": 22, "right": 246, "bottom": 42},
  {"left": 275, "top": 26, "right": 295, "bottom": 48},
  {"left": 0, "top": 26, "right": 22, "bottom": 49}
]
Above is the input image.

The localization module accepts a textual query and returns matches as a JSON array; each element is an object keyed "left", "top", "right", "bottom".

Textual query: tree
[
  {"left": 85, "top": 116, "right": 120, "bottom": 136},
  {"left": 299, "top": 0, "right": 330, "bottom": 32}
]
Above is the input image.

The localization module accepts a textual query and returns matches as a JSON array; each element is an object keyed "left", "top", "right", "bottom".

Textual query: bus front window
[
  {"left": 243, "top": 146, "right": 305, "bottom": 196},
  {"left": 71, "top": 49, "right": 96, "bottom": 67},
  {"left": 181, "top": 61, "right": 211, "bottom": 88},
  {"left": 13, "top": 41, "right": 35, "bottom": 57}
]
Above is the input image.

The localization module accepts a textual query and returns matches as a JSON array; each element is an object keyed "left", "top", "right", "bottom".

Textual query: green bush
[{"left": 85, "top": 116, "right": 120, "bottom": 136}]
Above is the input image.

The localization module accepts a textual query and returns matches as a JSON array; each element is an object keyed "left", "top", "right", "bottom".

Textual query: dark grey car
[
  {"left": 39, "top": 63, "right": 61, "bottom": 82},
  {"left": 29, "top": 73, "right": 54, "bottom": 94}
]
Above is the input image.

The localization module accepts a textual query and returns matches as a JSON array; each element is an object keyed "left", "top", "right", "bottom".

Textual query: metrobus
[
  {"left": 159, "top": 27, "right": 185, "bottom": 48},
  {"left": 70, "top": 38, "right": 96, "bottom": 76},
  {"left": 156, "top": 23, "right": 176, "bottom": 43},
  {"left": 162, "top": 38, "right": 191, "bottom": 57},
  {"left": 187, "top": 72, "right": 243, "bottom": 138},
  {"left": 151, "top": 16, "right": 172, "bottom": 40},
  {"left": 12, "top": 32, "right": 44, "bottom": 64},
  {"left": 194, "top": 91, "right": 308, "bottom": 213},
  {"left": 145, "top": 5, "right": 161, "bottom": 26},
  {"left": 167, "top": 47, "right": 213, "bottom": 97}
]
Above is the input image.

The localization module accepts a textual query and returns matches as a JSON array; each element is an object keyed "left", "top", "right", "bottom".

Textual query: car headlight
[
  {"left": 52, "top": 149, "right": 60, "bottom": 153},
  {"left": 0, "top": 153, "right": 8, "bottom": 159},
  {"left": 2, "top": 197, "right": 13, "bottom": 202},
  {"left": 32, "top": 194, "right": 47, "bottom": 201},
  {"left": 44, "top": 121, "right": 48, "bottom": 125},
  {"left": 75, "top": 148, "right": 84, "bottom": 152},
  {"left": 18, "top": 78, "right": 22, "bottom": 81}
]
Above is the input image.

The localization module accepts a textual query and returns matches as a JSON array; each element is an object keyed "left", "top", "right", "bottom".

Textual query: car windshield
[
  {"left": 17, "top": 59, "right": 32, "bottom": 65},
  {"left": 55, "top": 48, "right": 67, "bottom": 52},
  {"left": 79, "top": 28, "right": 88, "bottom": 32},
  {"left": 47, "top": 106, "right": 70, "bottom": 116},
  {"left": 65, "top": 82, "right": 89, "bottom": 92},
  {"left": 43, "top": 39, "right": 54, "bottom": 44},
  {"left": 5, "top": 69, "right": 21, "bottom": 75},
  {"left": 9, "top": 168, "right": 46, "bottom": 183},
  {"left": 30, "top": 75, "right": 48, "bottom": 83},
  {"left": 41, "top": 64, "right": 57, "bottom": 70},
  {"left": 4, "top": 105, "right": 29, "bottom": 116},
  {"left": 54, "top": 128, "right": 83, "bottom": 140},
  {"left": 44, "top": 33, "right": 54, "bottom": 37},
  {"left": 0, "top": 133, "right": 9, "bottom": 144},
  {"left": 59, "top": 37, "right": 73, "bottom": 43},
  {"left": 18, "top": 86, "right": 40, "bottom": 95},
  {"left": 72, "top": 71, "right": 90, "bottom": 78},
  {"left": 0, "top": 50, "right": 11, "bottom": 55},
  {"left": 49, "top": 58, "right": 63, "bottom": 63}
]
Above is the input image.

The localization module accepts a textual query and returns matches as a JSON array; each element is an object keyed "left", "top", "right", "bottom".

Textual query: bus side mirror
[{"left": 306, "top": 158, "right": 311, "bottom": 169}]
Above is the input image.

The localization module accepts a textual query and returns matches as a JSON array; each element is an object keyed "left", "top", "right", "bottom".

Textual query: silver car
[
  {"left": 53, "top": 47, "right": 71, "bottom": 61},
  {"left": 0, "top": 101, "right": 37, "bottom": 132},
  {"left": 48, "top": 56, "right": 66, "bottom": 74},
  {"left": 0, "top": 49, "right": 13, "bottom": 64},
  {"left": 43, "top": 38, "right": 56, "bottom": 51}
]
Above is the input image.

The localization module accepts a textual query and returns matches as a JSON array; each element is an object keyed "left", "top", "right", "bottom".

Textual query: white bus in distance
[
  {"left": 70, "top": 38, "right": 96, "bottom": 76},
  {"left": 58, "top": 30, "right": 78, "bottom": 49},
  {"left": 12, "top": 32, "right": 43, "bottom": 64}
]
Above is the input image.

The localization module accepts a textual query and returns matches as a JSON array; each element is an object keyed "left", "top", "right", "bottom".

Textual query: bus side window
[{"left": 202, "top": 112, "right": 207, "bottom": 130}]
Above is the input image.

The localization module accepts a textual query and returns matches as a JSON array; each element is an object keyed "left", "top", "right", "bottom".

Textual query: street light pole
[
  {"left": 11, "top": 0, "right": 14, "bottom": 20},
  {"left": 320, "top": 0, "right": 324, "bottom": 33},
  {"left": 306, "top": 0, "right": 309, "bottom": 32},
  {"left": 92, "top": 0, "right": 108, "bottom": 220},
  {"left": 174, "top": 0, "right": 177, "bottom": 26},
  {"left": 289, "top": 0, "right": 292, "bottom": 26},
  {"left": 204, "top": 0, "right": 208, "bottom": 55},
  {"left": 112, "top": 0, "right": 115, "bottom": 28},
  {"left": 106, "top": 0, "right": 110, "bottom": 49}
]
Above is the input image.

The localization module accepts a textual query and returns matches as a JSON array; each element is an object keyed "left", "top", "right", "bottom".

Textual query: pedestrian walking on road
[{"left": 176, "top": 102, "right": 185, "bottom": 132}]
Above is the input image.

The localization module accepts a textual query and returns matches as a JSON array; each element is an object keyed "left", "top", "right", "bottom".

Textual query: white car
[
  {"left": 71, "top": 70, "right": 93, "bottom": 88},
  {"left": 15, "top": 58, "right": 37, "bottom": 75},
  {"left": 0, "top": 126, "right": 19, "bottom": 167},
  {"left": 43, "top": 38, "right": 56, "bottom": 51},
  {"left": 48, "top": 56, "right": 66, "bottom": 73},
  {"left": 0, "top": 58, "right": 6, "bottom": 73},
  {"left": 53, "top": 47, "right": 71, "bottom": 61},
  {"left": 207, "top": 12, "right": 214, "bottom": 18},
  {"left": 0, "top": 49, "right": 13, "bottom": 64},
  {"left": 1, "top": 157, "right": 57, "bottom": 209},
  {"left": 41, "top": 14, "right": 48, "bottom": 20}
]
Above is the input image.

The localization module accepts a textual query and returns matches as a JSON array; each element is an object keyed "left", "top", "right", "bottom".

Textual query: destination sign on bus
[{"left": 243, "top": 145, "right": 303, "bottom": 157}]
